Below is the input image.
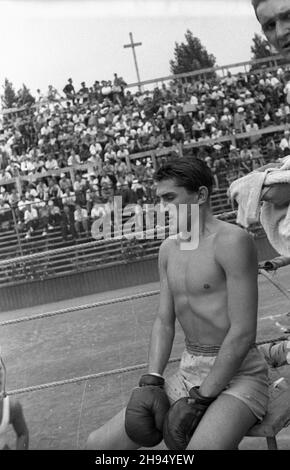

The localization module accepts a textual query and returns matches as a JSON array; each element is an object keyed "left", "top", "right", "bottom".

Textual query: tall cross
[{"left": 123, "top": 32, "right": 142, "bottom": 91}]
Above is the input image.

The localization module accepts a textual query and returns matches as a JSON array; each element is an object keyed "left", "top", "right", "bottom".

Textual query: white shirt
[
  {"left": 67, "top": 154, "right": 81, "bottom": 166},
  {"left": 74, "top": 208, "right": 88, "bottom": 222},
  {"left": 280, "top": 137, "right": 290, "bottom": 151},
  {"left": 24, "top": 207, "right": 38, "bottom": 222},
  {"left": 91, "top": 205, "right": 106, "bottom": 219},
  {"left": 45, "top": 159, "right": 58, "bottom": 170}
]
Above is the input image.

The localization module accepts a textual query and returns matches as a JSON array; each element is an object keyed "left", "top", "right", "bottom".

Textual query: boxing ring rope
[
  {"left": 5, "top": 335, "right": 290, "bottom": 397},
  {"left": 0, "top": 290, "right": 160, "bottom": 327}
]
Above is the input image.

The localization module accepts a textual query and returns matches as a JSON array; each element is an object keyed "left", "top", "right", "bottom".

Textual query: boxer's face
[
  {"left": 256, "top": 0, "right": 290, "bottom": 58},
  {"left": 156, "top": 179, "right": 201, "bottom": 233}
]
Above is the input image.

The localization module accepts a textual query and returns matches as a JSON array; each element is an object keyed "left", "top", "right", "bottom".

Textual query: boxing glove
[
  {"left": 163, "top": 386, "right": 216, "bottom": 450},
  {"left": 125, "top": 373, "right": 170, "bottom": 447}
]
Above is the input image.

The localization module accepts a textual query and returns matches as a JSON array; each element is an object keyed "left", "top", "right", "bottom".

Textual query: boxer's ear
[{"left": 197, "top": 186, "right": 209, "bottom": 205}]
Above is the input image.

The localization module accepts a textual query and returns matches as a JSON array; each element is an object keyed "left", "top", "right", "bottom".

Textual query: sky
[{"left": 0, "top": 0, "right": 264, "bottom": 95}]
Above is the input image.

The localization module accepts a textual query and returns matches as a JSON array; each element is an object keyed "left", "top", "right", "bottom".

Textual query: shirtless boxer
[{"left": 86, "top": 157, "right": 269, "bottom": 450}]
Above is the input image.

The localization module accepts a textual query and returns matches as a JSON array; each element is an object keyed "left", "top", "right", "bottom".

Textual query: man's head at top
[{"left": 252, "top": 0, "right": 290, "bottom": 58}]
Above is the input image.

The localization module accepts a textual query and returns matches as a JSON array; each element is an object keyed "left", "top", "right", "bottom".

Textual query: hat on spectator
[
  {"left": 119, "top": 137, "right": 127, "bottom": 145},
  {"left": 213, "top": 144, "right": 222, "bottom": 151},
  {"left": 136, "top": 160, "right": 141, "bottom": 166},
  {"left": 60, "top": 172, "right": 66, "bottom": 178},
  {"left": 237, "top": 107, "right": 244, "bottom": 113},
  {"left": 230, "top": 145, "right": 236, "bottom": 150},
  {"left": 100, "top": 107, "right": 109, "bottom": 115}
]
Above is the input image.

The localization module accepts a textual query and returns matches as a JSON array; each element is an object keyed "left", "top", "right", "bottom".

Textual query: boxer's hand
[
  {"left": 125, "top": 374, "right": 170, "bottom": 447},
  {"left": 163, "top": 386, "right": 216, "bottom": 450}
]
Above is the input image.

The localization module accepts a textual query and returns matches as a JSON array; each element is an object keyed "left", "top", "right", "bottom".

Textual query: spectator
[
  {"left": 38, "top": 202, "right": 54, "bottom": 236},
  {"left": 91, "top": 200, "right": 106, "bottom": 222},
  {"left": 74, "top": 203, "right": 89, "bottom": 238},
  {"left": 60, "top": 204, "right": 76, "bottom": 241},
  {"left": 61, "top": 187, "right": 76, "bottom": 209},
  {"left": 122, "top": 181, "right": 138, "bottom": 207},
  {"left": 279, "top": 130, "right": 290, "bottom": 155},
  {"left": 47, "top": 200, "right": 61, "bottom": 228},
  {"left": 45, "top": 154, "right": 59, "bottom": 171},
  {"left": 63, "top": 78, "right": 75, "bottom": 102},
  {"left": 0, "top": 199, "right": 10, "bottom": 231},
  {"left": 67, "top": 149, "right": 81, "bottom": 166},
  {"left": 24, "top": 203, "right": 38, "bottom": 239},
  {"left": 78, "top": 82, "right": 89, "bottom": 103},
  {"left": 250, "top": 143, "right": 265, "bottom": 169}
]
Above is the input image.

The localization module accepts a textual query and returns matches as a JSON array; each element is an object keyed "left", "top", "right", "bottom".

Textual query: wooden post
[{"left": 151, "top": 151, "right": 157, "bottom": 171}]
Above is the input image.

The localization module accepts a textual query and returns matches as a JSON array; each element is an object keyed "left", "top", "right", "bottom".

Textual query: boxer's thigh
[
  {"left": 86, "top": 407, "right": 140, "bottom": 450},
  {"left": 187, "top": 394, "right": 257, "bottom": 450}
]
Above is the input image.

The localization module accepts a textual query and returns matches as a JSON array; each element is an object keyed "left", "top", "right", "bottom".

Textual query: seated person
[
  {"left": 74, "top": 204, "right": 89, "bottom": 238},
  {"left": 60, "top": 205, "right": 77, "bottom": 241},
  {"left": 23, "top": 203, "right": 38, "bottom": 239}
]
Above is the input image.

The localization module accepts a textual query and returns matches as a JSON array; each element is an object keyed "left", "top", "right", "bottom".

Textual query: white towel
[
  {"left": 228, "top": 156, "right": 290, "bottom": 256},
  {"left": 260, "top": 202, "right": 290, "bottom": 256},
  {"left": 228, "top": 171, "right": 266, "bottom": 227}
]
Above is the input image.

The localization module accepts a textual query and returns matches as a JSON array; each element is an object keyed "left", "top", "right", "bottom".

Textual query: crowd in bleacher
[{"left": 0, "top": 65, "right": 290, "bottom": 241}]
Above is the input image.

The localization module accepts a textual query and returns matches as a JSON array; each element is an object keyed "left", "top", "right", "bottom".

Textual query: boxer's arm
[
  {"left": 199, "top": 230, "right": 258, "bottom": 398},
  {"left": 148, "top": 240, "right": 176, "bottom": 376}
]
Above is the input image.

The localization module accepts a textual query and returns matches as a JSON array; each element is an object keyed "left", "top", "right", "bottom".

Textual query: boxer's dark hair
[{"left": 154, "top": 157, "right": 214, "bottom": 196}]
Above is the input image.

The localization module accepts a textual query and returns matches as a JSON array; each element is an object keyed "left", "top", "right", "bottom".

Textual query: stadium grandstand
[{"left": 0, "top": 54, "right": 289, "bottom": 309}]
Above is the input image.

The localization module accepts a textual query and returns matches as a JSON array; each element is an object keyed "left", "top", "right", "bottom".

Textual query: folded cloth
[
  {"left": 228, "top": 171, "right": 266, "bottom": 227},
  {"left": 228, "top": 156, "right": 290, "bottom": 256},
  {"left": 260, "top": 202, "right": 290, "bottom": 256}
]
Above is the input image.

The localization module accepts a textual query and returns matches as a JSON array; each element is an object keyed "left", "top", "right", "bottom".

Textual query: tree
[
  {"left": 1, "top": 78, "right": 17, "bottom": 108},
  {"left": 250, "top": 33, "right": 286, "bottom": 70},
  {"left": 251, "top": 33, "right": 272, "bottom": 61},
  {"left": 170, "top": 30, "right": 216, "bottom": 75},
  {"left": 17, "top": 84, "right": 35, "bottom": 107}
]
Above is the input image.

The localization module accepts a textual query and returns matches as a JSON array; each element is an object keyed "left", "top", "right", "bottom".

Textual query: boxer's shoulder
[{"left": 214, "top": 222, "right": 257, "bottom": 262}]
